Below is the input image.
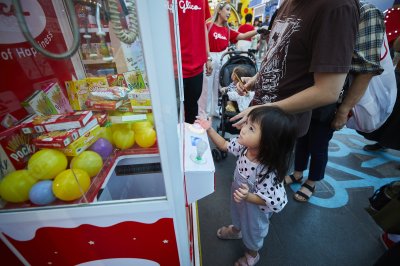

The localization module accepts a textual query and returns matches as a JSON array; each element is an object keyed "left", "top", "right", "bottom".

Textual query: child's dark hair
[
  {"left": 248, "top": 106, "right": 297, "bottom": 183},
  {"left": 233, "top": 66, "right": 253, "bottom": 79}
]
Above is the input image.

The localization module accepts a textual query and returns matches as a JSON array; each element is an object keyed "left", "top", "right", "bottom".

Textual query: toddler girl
[{"left": 196, "top": 106, "right": 297, "bottom": 265}]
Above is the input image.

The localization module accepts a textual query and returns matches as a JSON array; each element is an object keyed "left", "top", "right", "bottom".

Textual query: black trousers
[{"left": 183, "top": 71, "right": 204, "bottom": 124}]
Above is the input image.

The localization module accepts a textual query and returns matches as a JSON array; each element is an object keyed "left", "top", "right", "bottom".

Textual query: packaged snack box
[
  {"left": 21, "top": 111, "right": 93, "bottom": 134},
  {"left": 65, "top": 79, "right": 87, "bottom": 110},
  {"left": 21, "top": 90, "right": 58, "bottom": 116},
  {"left": 43, "top": 83, "right": 73, "bottom": 114},
  {"left": 107, "top": 74, "right": 127, "bottom": 87},
  {"left": 0, "top": 125, "right": 36, "bottom": 180},
  {"left": 123, "top": 70, "right": 147, "bottom": 91},
  {"left": 86, "top": 99, "right": 123, "bottom": 110},
  {"left": 33, "top": 117, "right": 99, "bottom": 148},
  {"left": 61, "top": 125, "right": 101, "bottom": 156},
  {"left": 65, "top": 77, "right": 108, "bottom": 110}
]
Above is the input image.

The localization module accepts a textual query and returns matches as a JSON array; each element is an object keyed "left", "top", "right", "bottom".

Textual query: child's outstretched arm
[{"left": 195, "top": 118, "right": 229, "bottom": 152}]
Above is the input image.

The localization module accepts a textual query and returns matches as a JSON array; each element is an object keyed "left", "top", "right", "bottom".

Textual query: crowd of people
[{"left": 178, "top": 0, "right": 399, "bottom": 265}]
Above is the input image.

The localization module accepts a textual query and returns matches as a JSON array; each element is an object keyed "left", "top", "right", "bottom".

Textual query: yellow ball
[
  {"left": 98, "top": 127, "right": 114, "bottom": 145},
  {"left": 132, "top": 121, "right": 152, "bottom": 133},
  {"left": 70, "top": 151, "right": 103, "bottom": 177},
  {"left": 135, "top": 127, "right": 157, "bottom": 148},
  {"left": 0, "top": 170, "right": 37, "bottom": 203},
  {"left": 113, "top": 129, "right": 135, "bottom": 149},
  {"left": 146, "top": 113, "right": 154, "bottom": 126},
  {"left": 52, "top": 169, "right": 90, "bottom": 201},
  {"left": 28, "top": 149, "right": 68, "bottom": 180}
]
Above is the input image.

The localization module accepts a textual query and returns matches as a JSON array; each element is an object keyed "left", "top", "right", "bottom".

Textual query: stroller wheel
[
  {"left": 212, "top": 148, "right": 222, "bottom": 162},
  {"left": 221, "top": 151, "right": 227, "bottom": 159}
]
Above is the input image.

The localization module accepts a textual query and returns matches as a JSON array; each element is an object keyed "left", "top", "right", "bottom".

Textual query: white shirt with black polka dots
[{"left": 228, "top": 137, "right": 287, "bottom": 213}]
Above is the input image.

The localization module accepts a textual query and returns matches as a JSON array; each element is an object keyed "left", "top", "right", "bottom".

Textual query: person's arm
[
  {"left": 236, "top": 30, "right": 257, "bottom": 41},
  {"left": 205, "top": 24, "right": 213, "bottom": 75},
  {"left": 195, "top": 118, "right": 229, "bottom": 151},
  {"left": 233, "top": 183, "right": 266, "bottom": 205},
  {"left": 331, "top": 5, "right": 385, "bottom": 130},
  {"left": 236, "top": 26, "right": 269, "bottom": 41},
  {"left": 231, "top": 72, "right": 347, "bottom": 128},
  {"left": 331, "top": 73, "right": 374, "bottom": 130}
]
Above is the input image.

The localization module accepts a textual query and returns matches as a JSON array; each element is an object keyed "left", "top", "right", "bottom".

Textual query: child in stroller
[
  {"left": 216, "top": 50, "right": 257, "bottom": 139},
  {"left": 211, "top": 51, "right": 257, "bottom": 161},
  {"left": 220, "top": 66, "right": 255, "bottom": 114}
]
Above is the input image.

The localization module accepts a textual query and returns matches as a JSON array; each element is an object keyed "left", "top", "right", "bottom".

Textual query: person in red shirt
[
  {"left": 178, "top": 0, "right": 213, "bottom": 124},
  {"left": 237, "top": 13, "right": 255, "bottom": 51},
  {"left": 198, "top": 1, "right": 267, "bottom": 118}
]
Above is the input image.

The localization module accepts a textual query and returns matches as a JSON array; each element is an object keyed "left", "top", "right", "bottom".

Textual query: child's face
[{"left": 237, "top": 119, "right": 261, "bottom": 149}]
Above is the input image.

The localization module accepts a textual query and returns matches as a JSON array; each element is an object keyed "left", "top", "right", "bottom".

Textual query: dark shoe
[
  {"left": 363, "top": 143, "right": 387, "bottom": 152},
  {"left": 284, "top": 174, "right": 303, "bottom": 185},
  {"left": 293, "top": 183, "right": 315, "bottom": 202}
]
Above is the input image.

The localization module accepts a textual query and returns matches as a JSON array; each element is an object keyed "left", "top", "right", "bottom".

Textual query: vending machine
[{"left": 0, "top": 1, "right": 214, "bottom": 265}]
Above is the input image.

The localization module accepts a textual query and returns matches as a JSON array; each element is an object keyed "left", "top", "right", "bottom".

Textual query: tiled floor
[{"left": 198, "top": 127, "right": 400, "bottom": 265}]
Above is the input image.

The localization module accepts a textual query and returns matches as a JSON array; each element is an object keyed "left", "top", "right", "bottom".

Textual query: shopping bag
[{"left": 346, "top": 35, "right": 397, "bottom": 133}]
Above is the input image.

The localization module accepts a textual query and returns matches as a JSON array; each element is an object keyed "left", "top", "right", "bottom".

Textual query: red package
[
  {"left": 21, "top": 111, "right": 93, "bottom": 134},
  {"left": 0, "top": 125, "right": 36, "bottom": 180}
]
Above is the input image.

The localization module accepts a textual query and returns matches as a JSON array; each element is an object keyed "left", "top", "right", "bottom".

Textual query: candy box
[
  {"left": 43, "top": 83, "right": 73, "bottom": 114},
  {"left": 65, "top": 79, "right": 88, "bottom": 110},
  {"left": 21, "top": 111, "right": 93, "bottom": 134},
  {"left": 0, "top": 125, "right": 36, "bottom": 181},
  {"left": 107, "top": 74, "right": 127, "bottom": 87},
  {"left": 33, "top": 117, "right": 99, "bottom": 148},
  {"left": 123, "top": 70, "right": 148, "bottom": 91},
  {"left": 21, "top": 90, "right": 58, "bottom": 116},
  {"left": 86, "top": 99, "right": 123, "bottom": 110},
  {"left": 61, "top": 125, "right": 101, "bottom": 156},
  {"left": 128, "top": 90, "right": 152, "bottom": 111}
]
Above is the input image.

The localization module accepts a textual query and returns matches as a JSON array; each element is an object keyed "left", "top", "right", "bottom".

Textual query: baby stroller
[{"left": 212, "top": 49, "right": 258, "bottom": 161}]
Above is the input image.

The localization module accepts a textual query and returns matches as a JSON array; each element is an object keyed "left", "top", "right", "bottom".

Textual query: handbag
[{"left": 367, "top": 181, "right": 400, "bottom": 234}]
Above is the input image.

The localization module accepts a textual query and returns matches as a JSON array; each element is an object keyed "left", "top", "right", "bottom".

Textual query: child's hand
[
  {"left": 195, "top": 117, "right": 212, "bottom": 131},
  {"left": 233, "top": 183, "right": 249, "bottom": 203}
]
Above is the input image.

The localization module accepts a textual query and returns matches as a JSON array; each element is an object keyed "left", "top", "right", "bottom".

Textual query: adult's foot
[{"left": 293, "top": 181, "right": 315, "bottom": 202}]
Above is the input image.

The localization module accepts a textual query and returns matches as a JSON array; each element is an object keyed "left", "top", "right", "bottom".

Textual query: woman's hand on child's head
[
  {"left": 233, "top": 183, "right": 249, "bottom": 203},
  {"left": 230, "top": 106, "right": 255, "bottom": 129},
  {"left": 195, "top": 117, "right": 212, "bottom": 131}
]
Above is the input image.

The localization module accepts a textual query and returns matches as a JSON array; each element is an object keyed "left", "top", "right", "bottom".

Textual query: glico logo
[{"left": 0, "top": 0, "right": 46, "bottom": 44}]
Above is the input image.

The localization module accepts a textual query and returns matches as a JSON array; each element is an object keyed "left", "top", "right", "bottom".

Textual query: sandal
[
  {"left": 216, "top": 225, "right": 242, "bottom": 240},
  {"left": 284, "top": 174, "right": 303, "bottom": 185},
  {"left": 234, "top": 252, "right": 260, "bottom": 266},
  {"left": 293, "top": 183, "right": 315, "bottom": 202}
]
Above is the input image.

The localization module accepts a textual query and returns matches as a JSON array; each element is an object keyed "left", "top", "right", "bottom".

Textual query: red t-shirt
[
  {"left": 178, "top": 0, "right": 211, "bottom": 78},
  {"left": 238, "top": 23, "right": 255, "bottom": 41},
  {"left": 207, "top": 23, "right": 239, "bottom": 52}
]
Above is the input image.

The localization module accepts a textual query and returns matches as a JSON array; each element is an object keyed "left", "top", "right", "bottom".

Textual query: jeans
[{"left": 294, "top": 120, "right": 335, "bottom": 181}]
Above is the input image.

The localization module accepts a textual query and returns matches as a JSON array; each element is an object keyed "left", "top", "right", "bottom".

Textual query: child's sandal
[
  {"left": 234, "top": 252, "right": 260, "bottom": 266},
  {"left": 216, "top": 225, "right": 242, "bottom": 239}
]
